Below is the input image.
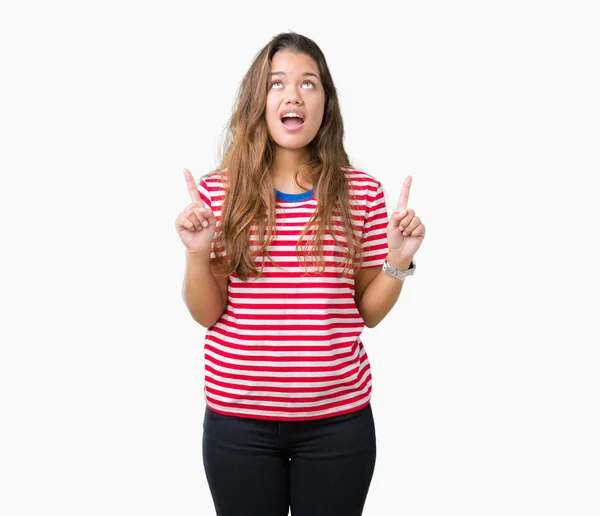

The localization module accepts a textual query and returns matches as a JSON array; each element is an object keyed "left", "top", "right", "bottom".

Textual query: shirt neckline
[{"left": 275, "top": 189, "right": 315, "bottom": 202}]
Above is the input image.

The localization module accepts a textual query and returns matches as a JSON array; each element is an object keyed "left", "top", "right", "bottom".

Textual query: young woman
[{"left": 175, "top": 32, "right": 426, "bottom": 516}]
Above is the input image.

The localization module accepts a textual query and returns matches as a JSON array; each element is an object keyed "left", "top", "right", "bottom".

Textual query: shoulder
[
  {"left": 342, "top": 168, "right": 384, "bottom": 208},
  {"left": 200, "top": 169, "right": 228, "bottom": 190},
  {"left": 198, "top": 170, "right": 228, "bottom": 210},
  {"left": 342, "top": 167, "right": 382, "bottom": 193},
  {"left": 199, "top": 170, "right": 228, "bottom": 197}
]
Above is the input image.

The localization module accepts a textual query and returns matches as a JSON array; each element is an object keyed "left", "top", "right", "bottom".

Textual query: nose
[{"left": 285, "top": 87, "right": 303, "bottom": 105}]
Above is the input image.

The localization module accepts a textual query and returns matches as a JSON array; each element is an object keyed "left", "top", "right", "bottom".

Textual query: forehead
[{"left": 270, "top": 50, "right": 320, "bottom": 77}]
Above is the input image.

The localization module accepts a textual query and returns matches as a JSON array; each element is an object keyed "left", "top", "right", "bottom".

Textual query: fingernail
[
  {"left": 202, "top": 221, "right": 208, "bottom": 227},
  {"left": 398, "top": 210, "right": 406, "bottom": 216},
  {"left": 398, "top": 226, "right": 404, "bottom": 231}
]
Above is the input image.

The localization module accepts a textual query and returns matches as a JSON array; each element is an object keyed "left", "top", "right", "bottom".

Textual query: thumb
[
  {"left": 388, "top": 209, "right": 406, "bottom": 231},
  {"left": 198, "top": 204, "right": 217, "bottom": 227}
]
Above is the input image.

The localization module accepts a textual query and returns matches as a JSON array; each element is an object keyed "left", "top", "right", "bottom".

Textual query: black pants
[{"left": 202, "top": 403, "right": 377, "bottom": 516}]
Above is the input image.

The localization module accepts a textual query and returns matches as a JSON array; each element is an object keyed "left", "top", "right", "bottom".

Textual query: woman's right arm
[
  {"left": 177, "top": 168, "right": 228, "bottom": 328},
  {"left": 183, "top": 252, "right": 228, "bottom": 328}
]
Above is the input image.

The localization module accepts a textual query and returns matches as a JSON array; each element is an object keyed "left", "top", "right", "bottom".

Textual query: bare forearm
[
  {"left": 357, "top": 256, "right": 412, "bottom": 328},
  {"left": 183, "top": 251, "right": 226, "bottom": 327}
]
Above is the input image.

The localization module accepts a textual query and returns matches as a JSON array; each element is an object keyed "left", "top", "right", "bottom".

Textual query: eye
[
  {"left": 301, "top": 81, "right": 315, "bottom": 89},
  {"left": 271, "top": 81, "right": 283, "bottom": 89}
]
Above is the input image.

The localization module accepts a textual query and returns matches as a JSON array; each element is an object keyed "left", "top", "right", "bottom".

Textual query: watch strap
[{"left": 382, "top": 259, "right": 416, "bottom": 280}]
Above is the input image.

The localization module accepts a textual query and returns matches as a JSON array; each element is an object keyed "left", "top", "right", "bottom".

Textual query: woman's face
[{"left": 265, "top": 50, "right": 326, "bottom": 151}]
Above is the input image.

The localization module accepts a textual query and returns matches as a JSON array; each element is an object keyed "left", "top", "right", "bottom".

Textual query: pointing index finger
[
  {"left": 396, "top": 176, "right": 412, "bottom": 211},
  {"left": 183, "top": 168, "right": 202, "bottom": 204}
]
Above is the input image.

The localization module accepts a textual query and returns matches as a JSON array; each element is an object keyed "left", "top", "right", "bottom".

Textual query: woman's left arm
[{"left": 355, "top": 176, "right": 426, "bottom": 328}]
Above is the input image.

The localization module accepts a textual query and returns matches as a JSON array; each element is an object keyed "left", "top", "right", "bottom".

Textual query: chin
[
  {"left": 271, "top": 132, "right": 318, "bottom": 151},
  {"left": 276, "top": 140, "right": 311, "bottom": 150}
]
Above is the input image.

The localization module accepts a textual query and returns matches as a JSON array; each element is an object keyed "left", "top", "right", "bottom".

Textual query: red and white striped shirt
[{"left": 197, "top": 169, "right": 389, "bottom": 421}]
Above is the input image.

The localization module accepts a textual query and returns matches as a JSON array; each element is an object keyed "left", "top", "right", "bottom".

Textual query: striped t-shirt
[{"left": 197, "top": 168, "right": 389, "bottom": 421}]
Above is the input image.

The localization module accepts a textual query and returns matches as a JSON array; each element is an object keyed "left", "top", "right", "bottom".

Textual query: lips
[
  {"left": 280, "top": 109, "right": 305, "bottom": 121},
  {"left": 280, "top": 112, "right": 305, "bottom": 132}
]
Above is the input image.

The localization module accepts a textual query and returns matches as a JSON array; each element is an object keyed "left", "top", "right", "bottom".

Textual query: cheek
[
  {"left": 309, "top": 98, "right": 326, "bottom": 128},
  {"left": 265, "top": 98, "right": 280, "bottom": 125},
  {"left": 266, "top": 92, "right": 280, "bottom": 112}
]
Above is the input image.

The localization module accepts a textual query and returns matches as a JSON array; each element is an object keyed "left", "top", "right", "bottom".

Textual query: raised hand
[
  {"left": 387, "top": 176, "right": 426, "bottom": 260},
  {"left": 175, "top": 169, "right": 217, "bottom": 255}
]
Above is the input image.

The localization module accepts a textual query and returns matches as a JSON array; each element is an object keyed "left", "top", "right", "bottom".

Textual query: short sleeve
[
  {"left": 360, "top": 181, "right": 389, "bottom": 268},
  {"left": 197, "top": 178, "right": 212, "bottom": 211},
  {"left": 198, "top": 177, "right": 217, "bottom": 261}
]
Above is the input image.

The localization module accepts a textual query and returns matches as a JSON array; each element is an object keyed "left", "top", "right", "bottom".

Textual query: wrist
[
  {"left": 186, "top": 248, "right": 211, "bottom": 264},
  {"left": 385, "top": 254, "right": 413, "bottom": 270}
]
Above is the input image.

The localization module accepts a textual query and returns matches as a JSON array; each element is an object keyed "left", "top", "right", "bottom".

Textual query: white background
[{"left": 1, "top": 0, "right": 599, "bottom": 514}]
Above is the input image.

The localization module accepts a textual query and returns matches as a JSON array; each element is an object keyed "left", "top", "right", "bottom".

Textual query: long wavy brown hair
[{"left": 207, "top": 32, "right": 361, "bottom": 281}]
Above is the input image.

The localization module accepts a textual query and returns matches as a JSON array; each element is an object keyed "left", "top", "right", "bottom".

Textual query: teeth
[{"left": 282, "top": 113, "right": 302, "bottom": 118}]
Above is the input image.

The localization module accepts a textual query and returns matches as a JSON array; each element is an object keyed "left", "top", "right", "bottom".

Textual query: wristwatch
[{"left": 382, "top": 259, "right": 416, "bottom": 281}]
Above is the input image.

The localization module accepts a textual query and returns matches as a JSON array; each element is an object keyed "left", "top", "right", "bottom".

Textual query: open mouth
[{"left": 280, "top": 114, "right": 305, "bottom": 131}]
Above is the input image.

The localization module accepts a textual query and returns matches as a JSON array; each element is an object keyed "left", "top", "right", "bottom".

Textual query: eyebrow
[{"left": 270, "top": 71, "right": 321, "bottom": 80}]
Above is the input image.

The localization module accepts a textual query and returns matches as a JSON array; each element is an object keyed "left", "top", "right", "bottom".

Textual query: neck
[{"left": 270, "top": 146, "right": 312, "bottom": 192}]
